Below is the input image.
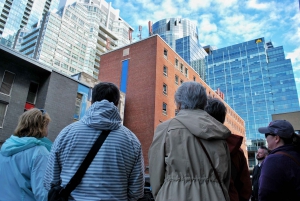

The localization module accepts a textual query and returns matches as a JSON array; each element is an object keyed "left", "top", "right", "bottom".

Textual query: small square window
[
  {"left": 0, "top": 102, "right": 8, "bottom": 128},
  {"left": 162, "top": 102, "right": 167, "bottom": 115},
  {"left": 0, "top": 71, "right": 15, "bottom": 96},
  {"left": 164, "top": 49, "right": 168, "bottom": 59},
  {"left": 180, "top": 64, "right": 183, "bottom": 73},
  {"left": 185, "top": 68, "right": 188, "bottom": 77},
  {"left": 175, "top": 75, "right": 179, "bottom": 85},
  {"left": 163, "top": 83, "right": 167, "bottom": 95},
  {"left": 163, "top": 66, "right": 168, "bottom": 76},
  {"left": 175, "top": 59, "right": 178, "bottom": 67}
]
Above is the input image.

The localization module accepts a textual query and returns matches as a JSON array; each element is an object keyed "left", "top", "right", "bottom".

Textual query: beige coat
[{"left": 149, "top": 109, "right": 231, "bottom": 201}]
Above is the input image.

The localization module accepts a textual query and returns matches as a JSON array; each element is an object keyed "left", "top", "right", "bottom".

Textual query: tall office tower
[
  {"left": 18, "top": 1, "right": 133, "bottom": 78},
  {"left": 0, "top": 0, "right": 60, "bottom": 47},
  {"left": 152, "top": 18, "right": 207, "bottom": 79},
  {"left": 205, "top": 37, "right": 300, "bottom": 166}
]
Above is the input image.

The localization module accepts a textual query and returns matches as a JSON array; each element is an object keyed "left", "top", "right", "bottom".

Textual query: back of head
[
  {"left": 14, "top": 108, "right": 51, "bottom": 138},
  {"left": 92, "top": 82, "right": 120, "bottom": 106},
  {"left": 175, "top": 81, "right": 207, "bottom": 110},
  {"left": 205, "top": 97, "right": 227, "bottom": 124}
]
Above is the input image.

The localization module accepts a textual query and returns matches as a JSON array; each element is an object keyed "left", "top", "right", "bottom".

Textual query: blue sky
[{"left": 109, "top": 0, "right": 300, "bottom": 102}]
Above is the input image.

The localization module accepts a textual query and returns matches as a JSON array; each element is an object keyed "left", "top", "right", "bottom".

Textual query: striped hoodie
[{"left": 44, "top": 100, "right": 144, "bottom": 201}]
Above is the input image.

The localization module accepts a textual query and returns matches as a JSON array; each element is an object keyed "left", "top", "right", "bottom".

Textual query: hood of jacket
[
  {"left": 175, "top": 109, "right": 231, "bottom": 140},
  {"left": 80, "top": 100, "right": 122, "bottom": 130},
  {"left": 1, "top": 135, "right": 52, "bottom": 157},
  {"left": 226, "top": 134, "right": 243, "bottom": 154}
]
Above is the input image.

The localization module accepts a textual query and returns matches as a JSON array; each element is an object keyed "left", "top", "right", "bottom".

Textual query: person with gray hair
[{"left": 149, "top": 81, "right": 231, "bottom": 201}]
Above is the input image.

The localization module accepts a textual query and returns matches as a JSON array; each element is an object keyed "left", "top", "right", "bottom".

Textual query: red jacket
[{"left": 226, "top": 134, "right": 252, "bottom": 201}]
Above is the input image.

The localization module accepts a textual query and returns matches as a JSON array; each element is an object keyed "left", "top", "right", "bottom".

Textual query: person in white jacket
[{"left": 0, "top": 108, "right": 52, "bottom": 201}]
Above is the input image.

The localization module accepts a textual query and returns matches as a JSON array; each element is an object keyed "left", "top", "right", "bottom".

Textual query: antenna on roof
[{"left": 137, "top": 25, "right": 142, "bottom": 40}]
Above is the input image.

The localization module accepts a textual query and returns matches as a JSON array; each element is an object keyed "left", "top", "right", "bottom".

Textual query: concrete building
[
  {"left": 0, "top": 0, "right": 60, "bottom": 47},
  {"left": 17, "top": 0, "right": 133, "bottom": 78},
  {"left": 99, "top": 34, "right": 246, "bottom": 166},
  {"left": 205, "top": 37, "right": 300, "bottom": 167},
  {"left": 0, "top": 44, "right": 93, "bottom": 144},
  {"left": 272, "top": 111, "right": 300, "bottom": 133},
  {"left": 152, "top": 18, "right": 207, "bottom": 79}
]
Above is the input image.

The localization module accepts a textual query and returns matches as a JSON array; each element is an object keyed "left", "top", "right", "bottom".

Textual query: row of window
[{"left": 163, "top": 49, "right": 190, "bottom": 78}]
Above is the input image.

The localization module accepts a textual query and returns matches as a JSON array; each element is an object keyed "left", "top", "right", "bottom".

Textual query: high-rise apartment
[
  {"left": 152, "top": 18, "right": 207, "bottom": 79},
  {"left": 0, "top": 0, "right": 60, "bottom": 47},
  {"left": 98, "top": 35, "right": 246, "bottom": 165},
  {"left": 17, "top": 0, "right": 133, "bottom": 78},
  {"left": 205, "top": 37, "right": 300, "bottom": 166}
]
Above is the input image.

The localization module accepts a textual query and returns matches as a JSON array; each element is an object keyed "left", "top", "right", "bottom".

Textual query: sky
[{"left": 108, "top": 0, "right": 300, "bottom": 102}]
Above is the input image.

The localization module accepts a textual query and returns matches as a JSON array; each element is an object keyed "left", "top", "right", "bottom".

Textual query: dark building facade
[{"left": 0, "top": 45, "right": 91, "bottom": 144}]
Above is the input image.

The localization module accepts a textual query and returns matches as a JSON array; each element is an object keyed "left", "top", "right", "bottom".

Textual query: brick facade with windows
[{"left": 99, "top": 35, "right": 247, "bottom": 166}]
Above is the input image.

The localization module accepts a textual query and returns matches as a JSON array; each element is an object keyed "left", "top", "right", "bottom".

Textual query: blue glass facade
[
  {"left": 176, "top": 36, "right": 207, "bottom": 80},
  {"left": 152, "top": 18, "right": 207, "bottom": 79},
  {"left": 0, "top": 0, "right": 59, "bottom": 46},
  {"left": 206, "top": 38, "right": 300, "bottom": 142}
]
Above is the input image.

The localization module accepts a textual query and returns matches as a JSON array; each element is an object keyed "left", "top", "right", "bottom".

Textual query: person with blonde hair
[{"left": 0, "top": 108, "right": 52, "bottom": 201}]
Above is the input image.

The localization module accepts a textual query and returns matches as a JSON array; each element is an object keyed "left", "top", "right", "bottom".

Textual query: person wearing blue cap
[{"left": 258, "top": 120, "right": 300, "bottom": 201}]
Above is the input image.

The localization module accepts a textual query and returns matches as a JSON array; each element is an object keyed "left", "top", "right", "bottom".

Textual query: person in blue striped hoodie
[{"left": 44, "top": 82, "right": 145, "bottom": 201}]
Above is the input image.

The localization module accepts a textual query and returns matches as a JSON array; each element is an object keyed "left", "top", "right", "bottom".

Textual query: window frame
[
  {"left": 162, "top": 102, "right": 167, "bottom": 115},
  {"left": 163, "top": 66, "right": 168, "bottom": 76},
  {"left": 163, "top": 83, "right": 167, "bottom": 95},
  {"left": 0, "top": 70, "right": 15, "bottom": 96},
  {"left": 0, "top": 101, "right": 8, "bottom": 128},
  {"left": 26, "top": 81, "right": 39, "bottom": 104},
  {"left": 164, "top": 49, "right": 168, "bottom": 59}
]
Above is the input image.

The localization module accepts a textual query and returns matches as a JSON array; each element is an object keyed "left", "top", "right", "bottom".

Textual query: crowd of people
[{"left": 0, "top": 81, "right": 299, "bottom": 201}]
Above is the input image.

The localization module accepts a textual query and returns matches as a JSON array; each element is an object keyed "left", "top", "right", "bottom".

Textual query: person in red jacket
[{"left": 205, "top": 98, "right": 252, "bottom": 201}]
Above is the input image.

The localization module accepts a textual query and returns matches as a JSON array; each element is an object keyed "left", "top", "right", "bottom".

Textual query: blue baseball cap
[{"left": 258, "top": 120, "right": 294, "bottom": 138}]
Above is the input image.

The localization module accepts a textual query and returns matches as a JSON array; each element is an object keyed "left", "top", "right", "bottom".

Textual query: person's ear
[{"left": 274, "top": 135, "right": 281, "bottom": 144}]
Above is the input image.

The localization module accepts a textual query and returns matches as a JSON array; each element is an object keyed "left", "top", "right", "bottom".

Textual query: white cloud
[
  {"left": 198, "top": 15, "right": 217, "bottom": 34},
  {"left": 214, "top": 0, "right": 238, "bottom": 8},
  {"left": 188, "top": 0, "right": 212, "bottom": 11},
  {"left": 286, "top": 47, "right": 300, "bottom": 65},
  {"left": 246, "top": 0, "right": 271, "bottom": 10}
]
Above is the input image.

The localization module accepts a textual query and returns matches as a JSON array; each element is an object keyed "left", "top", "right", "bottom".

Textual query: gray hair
[{"left": 175, "top": 81, "right": 207, "bottom": 110}]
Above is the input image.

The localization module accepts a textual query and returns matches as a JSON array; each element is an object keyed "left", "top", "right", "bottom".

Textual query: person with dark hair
[
  {"left": 44, "top": 82, "right": 144, "bottom": 201},
  {"left": 205, "top": 98, "right": 252, "bottom": 201},
  {"left": 0, "top": 108, "right": 52, "bottom": 201},
  {"left": 149, "top": 82, "right": 231, "bottom": 201},
  {"left": 258, "top": 120, "right": 300, "bottom": 201},
  {"left": 251, "top": 146, "right": 268, "bottom": 201}
]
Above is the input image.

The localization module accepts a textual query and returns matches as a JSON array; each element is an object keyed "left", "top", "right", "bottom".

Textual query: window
[
  {"left": 0, "top": 102, "right": 8, "bottom": 127},
  {"left": 175, "top": 75, "right": 179, "bottom": 85},
  {"left": 162, "top": 102, "right": 167, "bottom": 115},
  {"left": 180, "top": 64, "right": 183, "bottom": 73},
  {"left": 163, "top": 66, "right": 168, "bottom": 76},
  {"left": 74, "top": 93, "right": 83, "bottom": 120},
  {"left": 164, "top": 49, "right": 168, "bottom": 59},
  {"left": 163, "top": 83, "right": 167, "bottom": 95},
  {"left": 0, "top": 71, "right": 15, "bottom": 95},
  {"left": 175, "top": 58, "right": 178, "bottom": 67},
  {"left": 26, "top": 82, "right": 39, "bottom": 104},
  {"left": 180, "top": 79, "right": 183, "bottom": 85},
  {"left": 193, "top": 76, "right": 196, "bottom": 81},
  {"left": 185, "top": 68, "right": 188, "bottom": 77}
]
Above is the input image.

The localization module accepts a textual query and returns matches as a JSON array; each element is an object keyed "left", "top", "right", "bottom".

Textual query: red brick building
[{"left": 99, "top": 35, "right": 247, "bottom": 166}]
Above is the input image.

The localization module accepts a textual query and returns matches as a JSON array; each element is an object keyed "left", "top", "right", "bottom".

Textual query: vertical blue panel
[
  {"left": 75, "top": 84, "right": 90, "bottom": 119},
  {"left": 120, "top": 60, "right": 129, "bottom": 93}
]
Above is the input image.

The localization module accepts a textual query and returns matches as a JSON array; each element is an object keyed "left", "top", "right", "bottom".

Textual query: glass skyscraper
[
  {"left": 205, "top": 37, "right": 300, "bottom": 166},
  {"left": 152, "top": 18, "right": 207, "bottom": 79},
  {"left": 0, "top": 0, "right": 59, "bottom": 47}
]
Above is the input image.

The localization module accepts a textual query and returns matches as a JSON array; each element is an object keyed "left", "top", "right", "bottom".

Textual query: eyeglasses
[
  {"left": 39, "top": 109, "right": 46, "bottom": 115},
  {"left": 265, "top": 133, "right": 276, "bottom": 138}
]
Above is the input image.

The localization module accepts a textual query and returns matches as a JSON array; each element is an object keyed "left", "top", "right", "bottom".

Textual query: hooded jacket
[
  {"left": 0, "top": 135, "right": 52, "bottom": 201},
  {"left": 149, "top": 109, "right": 231, "bottom": 201},
  {"left": 259, "top": 144, "right": 300, "bottom": 201},
  {"left": 44, "top": 100, "right": 144, "bottom": 201},
  {"left": 226, "top": 134, "right": 252, "bottom": 201}
]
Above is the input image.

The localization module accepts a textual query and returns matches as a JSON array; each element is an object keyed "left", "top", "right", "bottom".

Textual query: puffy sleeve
[
  {"left": 31, "top": 146, "right": 50, "bottom": 201},
  {"left": 148, "top": 123, "right": 168, "bottom": 199}
]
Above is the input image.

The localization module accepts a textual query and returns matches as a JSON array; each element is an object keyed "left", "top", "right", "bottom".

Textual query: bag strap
[
  {"left": 275, "top": 151, "right": 300, "bottom": 167},
  {"left": 62, "top": 130, "right": 111, "bottom": 197},
  {"left": 196, "top": 138, "right": 227, "bottom": 199},
  {"left": 173, "top": 118, "right": 227, "bottom": 199}
]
